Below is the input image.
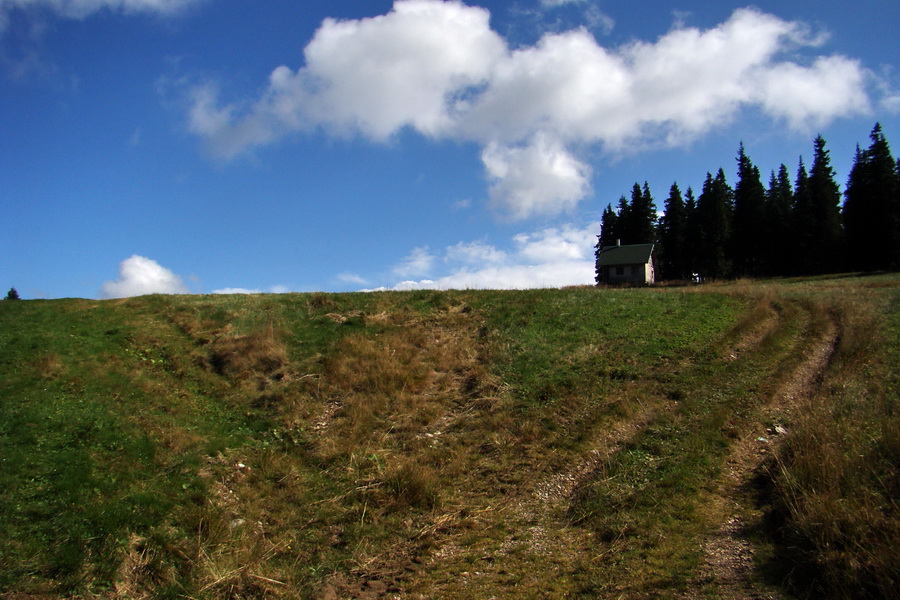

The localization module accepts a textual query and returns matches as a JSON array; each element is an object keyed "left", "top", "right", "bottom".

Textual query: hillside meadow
[{"left": 1, "top": 275, "right": 897, "bottom": 599}]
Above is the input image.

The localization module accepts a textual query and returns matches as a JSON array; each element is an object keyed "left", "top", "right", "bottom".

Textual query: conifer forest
[{"left": 597, "top": 123, "right": 900, "bottom": 282}]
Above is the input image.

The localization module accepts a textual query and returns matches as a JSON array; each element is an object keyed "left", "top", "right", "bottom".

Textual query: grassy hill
[{"left": 1, "top": 276, "right": 898, "bottom": 599}]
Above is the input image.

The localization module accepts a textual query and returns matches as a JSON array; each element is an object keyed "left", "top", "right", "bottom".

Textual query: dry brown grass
[
  {"left": 382, "top": 459, "right": 440, "bottom": 510},
  {"left": 312, "top": 307, "right": 494, "bottom": 460},
  {"left": 208, "top": 318, "right": 288, "bottom": 382},
  {"left": 129, "top": 451, "right": 311, "bottom": 600},
  {"left": 166, "top": 302, "right": 506, "bottom": 597},
  {"left": 33, "top": 353, "right": 63, "bottom": 379},
  {"left": 113, "top": 533, "right": 176, "bottom": 600},
  {"left": 767, "top": 290, "right": 900, "bottom": 598}
]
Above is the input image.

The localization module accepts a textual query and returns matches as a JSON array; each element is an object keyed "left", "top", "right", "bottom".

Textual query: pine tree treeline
[{"left": 596, "top": 124, "right": 900, "bottom": 283}]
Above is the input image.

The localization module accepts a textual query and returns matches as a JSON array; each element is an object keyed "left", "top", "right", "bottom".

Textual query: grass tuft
[{"left": 208, "top": 318, "right": 288, "bottom": 381}]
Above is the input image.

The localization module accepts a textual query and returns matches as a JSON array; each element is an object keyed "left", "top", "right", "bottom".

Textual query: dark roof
[{"left": 596, "top": 243, "right": 655, "bottom": 266}]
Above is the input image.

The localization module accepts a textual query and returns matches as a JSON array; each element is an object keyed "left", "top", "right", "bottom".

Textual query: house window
[
  {"left": 631, "top": 266, "right": 639, "bottom": 275},
  {"left": 616, "top": 266, "right": 624, "bottom": 276}
]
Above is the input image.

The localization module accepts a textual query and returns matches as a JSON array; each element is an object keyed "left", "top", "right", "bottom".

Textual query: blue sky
[{"left": 2, "top": 0, "right": 898, "bottom": 299}]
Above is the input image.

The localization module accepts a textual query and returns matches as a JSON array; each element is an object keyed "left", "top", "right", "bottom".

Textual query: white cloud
[
  {"left": 337, "top": 273, "right": 369, "bottom": 286},
  {"left": 540, "top": 0, "right": 584, "bottom": 6},
  {"left": 212, "top": 287, "right": 263, "bottom": 295},
  {"left": 754, "top": 56, "right": 871, "bottom": 129},
  {"left": 393, "top": 246, "right": 436, "bottom": 278},
  {"left": 582, "top": 5, "right": 614, "bottom": 35},
  {"left": 100, "top": 255, "right": 191, "bottom": 299},
  {"left": 482, "top": 133, "right": 592, "bottom": 219},
  {"left": 445, "top": 240, "right": 507, "bottom": 265},
  {"left": 379, "top": 221, "right": 600, "bottom": 291},
  {"left": 538, "top": 0, "right": 614, "bottom": 36},
  {"left": 1, "top": 0, "right": 200, "bottom": 18},
  {"left": 211, "top": 284, "right": 292, "bottom": 295},
  {"left": 186, "top": 2, "right": 874, "bottom": 219},
  {"left": 128, "top": 127, "right": 143, "bottom": 147},
  {"left": 451, "top": 198, "right": 472, "bottom": 210},
  {"left": 875, "top": 69, "right": 900, "bottom": 113},
  {"left": 513, "top": 223, "right": 596, "bottom": 263},
  {"left": 298, "top": 0, "right": 506, "bottom": 140},
  {"left": 0, "top": 0, "right": 202, "bottom": 31},
  {"left": 881, "top": 92, "right": 900, "bottom": 114},
  {"left": 390, "top": 261, "right": 592, "bottom": 290},
  {"left": 189, "top": 0, "right": 506, "bottom": 158}
]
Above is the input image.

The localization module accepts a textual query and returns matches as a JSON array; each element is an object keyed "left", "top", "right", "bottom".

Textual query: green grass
[
  {"left": 0, "top": 278, "right": 897, "bottom": 598},
  {"left": 566, "top": 295, "right": 810, "bottom": 595},
  {"left": 473, "top": 288, "right": 744, "bottom": 406}
]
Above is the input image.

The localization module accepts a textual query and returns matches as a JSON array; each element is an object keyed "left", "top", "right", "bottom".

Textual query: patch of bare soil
[{"left": 684, "top": 306, "right": 840, "bottom": 600}]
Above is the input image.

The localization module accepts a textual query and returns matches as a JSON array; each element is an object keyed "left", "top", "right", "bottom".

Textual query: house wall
[{"left": 603, "top": 264, "right": 653, "bottom": 284}]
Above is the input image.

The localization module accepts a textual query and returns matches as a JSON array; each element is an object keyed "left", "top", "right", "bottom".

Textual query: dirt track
[{"left": 685, "top": 301, "right": 840, "bottom": 600}]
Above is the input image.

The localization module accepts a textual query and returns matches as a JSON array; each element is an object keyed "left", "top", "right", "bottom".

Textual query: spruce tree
[
  {"left": 764, "top": 165, "right": 794, "bottom": 276},
  {"left": 617, "top": 182, "right": 657, "bottom": 244},
  {"left": 807, "top": 135, "right": 844, "bottom": 273},
  {"left": 792, "top": 158, "right": 814, "bottom": 274},
  {"left": 658, "top": 183, "right": 688, "bottom": 280},
  {"left": 696, "top": 169, "right": 734, "bottom": 279},
  {"left": 683, "top": 187, "right": 700, "bottom": 279},
  {"left": 732, "top": 143, "right": 767, "bottom": 277},
  {"left": 598, "top": 204, "right": 619, "bottom": 248},
  {"left": 632, "top": 182, "right": 658, "bottom": 244},
  {"left": 595, "top": 204, "right": 619, "bottom": 284},
  {"left": 5, "top": 288, "right": 20, "bottom": 301},
  {"left": 843, "top": 145, "right": 868, "bottom": 269},
  {"left": 843, "top": 123, "right": 900, "bottom": 270},
  {"left": 613, "top": 195, "right": 630, "bottom": 243}
]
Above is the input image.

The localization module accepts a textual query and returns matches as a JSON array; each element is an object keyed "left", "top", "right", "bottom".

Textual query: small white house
[{"left": 596, "top": 242, "right": 656, "bottom": 285}]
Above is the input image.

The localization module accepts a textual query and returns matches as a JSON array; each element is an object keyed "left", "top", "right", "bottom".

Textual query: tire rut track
[
  {"left": 685, "top": 301, "right": 840, "bottom": 600},
  {"left": 404, "top": 297, "right": 800, "bottom": 598},
  {"left": 317, "top": 295, "right": 839, "bottom": 599},
  {"left": 412, "top": 393, "right": 675, "bottom": 598}
]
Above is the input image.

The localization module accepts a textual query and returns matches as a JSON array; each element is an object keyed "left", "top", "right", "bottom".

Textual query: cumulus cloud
[
  {"left": 189, "top": 0, "right": 505, "bottom": 156},
  {"left": 482, "top": 133, "right": 592, "bottom": 219},
  {"left": 381, "top": 222, "right": 599, "bottom": 290},
  {"left": 100, "top": 255, "right": 191, "bottom": 299},
  {"left": 754, "top": 56, "right": 871, "bottom": 129},
  {"left": 186, "top": 1, "right": 874, "bottom": 219}
]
